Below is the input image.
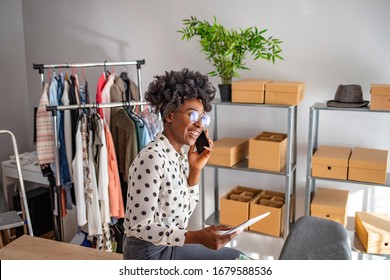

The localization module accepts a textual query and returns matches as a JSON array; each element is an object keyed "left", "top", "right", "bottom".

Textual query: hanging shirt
[
  {"left": 79, "top": 79, "right": 89, "bottom": 105},
  {"left": 36, "top": 83, "right": 55, "bottom": 164},
  {"left": 104, "top": 122, "right": 124, "bottom": 218},
  {"left": 123, "top": 133, "right": 199, "bottom": 246},
  {"left": 141, "top": 109, "right": 163, "bottom": 139},
  {"left": 68, "top": 75, "right": 80, "bottom": 159},
  {"left": 87, "top": 124, "right": 103, "bottom": 237},
  {"left": 96, "top": 72, "right": 107, "bottom": 117},
  {"left": 101, "top": 73, "right": 116, "bottom": 126},
  {"left": 56, "top": 73, "right": 73, "bottom": 210},
  {"left": 110, "top": 75, "right": 126, "bottom": 103},
  {"left": 128, "top": 111, "right": 151, "bottom": 151},
  {"left": 97, "top": 118, "right": 112, "bottom": 252},
  {"left": 61, "top": 78, "right": 73, "bottom": 177},
  {"left": 72, "top": 117, "right": 87, "bottom": 227},
  {"left": 97, "top": 118, "right": 110, "bottom": 225}
]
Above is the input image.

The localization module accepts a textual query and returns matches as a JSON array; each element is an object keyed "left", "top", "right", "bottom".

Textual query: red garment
[{"left": 96, "top": 73, "right": 107, "bottom": 117}]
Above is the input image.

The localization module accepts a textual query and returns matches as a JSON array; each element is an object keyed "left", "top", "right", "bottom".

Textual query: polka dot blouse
[{"left": 124, "top": 133, "right": 199, "bottom": 246}]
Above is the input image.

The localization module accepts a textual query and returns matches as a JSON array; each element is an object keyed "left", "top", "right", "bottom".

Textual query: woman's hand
[
  {"left": 188, "top": 129, "right": 214, "bottom": 170},
  {"left": 185, "top": 225, "right": 241, "bottom": 250},
  {"left": 187, "top": 130, "right": 213, "bottom": 186}
]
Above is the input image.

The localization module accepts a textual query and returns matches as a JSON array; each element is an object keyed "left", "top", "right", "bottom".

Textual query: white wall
[
  {"left": 1, "top": 0, "right": 390, "bottom": 232},
  {"left": 0, "top": 0, "right": 30, "bottom": 163}
]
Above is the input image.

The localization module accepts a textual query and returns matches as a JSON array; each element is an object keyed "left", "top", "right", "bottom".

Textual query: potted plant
[{"left": 178, "top": 16, "right": 283, "bottom": 101}]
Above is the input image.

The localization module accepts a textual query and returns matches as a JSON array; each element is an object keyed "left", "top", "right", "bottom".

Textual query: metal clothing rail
[
  {"left": 46, "top": 101, "right": 150, "bottom": 112},
  {"left": 33, "top": 60, "right": 148, "bottom": 242},
  {"left": 33, "top": 59, "right": 146, "bottom": 103}
]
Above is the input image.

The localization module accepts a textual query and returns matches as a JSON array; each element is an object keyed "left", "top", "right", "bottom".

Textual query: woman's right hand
[{"left": 185, "top": 225, "right": 241, "bottom": 250}]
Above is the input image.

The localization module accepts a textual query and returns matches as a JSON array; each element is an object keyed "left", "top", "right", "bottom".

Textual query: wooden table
[{"left": 0, "top": 235, "right": 123, "bottom": 260}]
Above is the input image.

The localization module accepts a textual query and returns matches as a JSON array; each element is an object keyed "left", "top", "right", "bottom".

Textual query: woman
[{"left": 122, "top": 69, "right": 243, "bottom": 260}]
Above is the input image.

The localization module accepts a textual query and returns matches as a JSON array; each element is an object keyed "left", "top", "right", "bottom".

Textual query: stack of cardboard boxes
[
  {"left": 312, "top": 146, "right": 388, "bottom": 184},
  {"left": 232, "top": 79, "right": 305, "bottom": 106},
  {"left": 220, "top": 186, "right": 286, "bottom": 237},
  {"left": 310, "top": 145, "right": 390, "bottom": 254}
]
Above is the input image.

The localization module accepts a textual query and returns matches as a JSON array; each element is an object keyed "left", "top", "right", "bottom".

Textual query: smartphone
[{"left": 195, "top": 130, "right": 209, "bottom": 154}]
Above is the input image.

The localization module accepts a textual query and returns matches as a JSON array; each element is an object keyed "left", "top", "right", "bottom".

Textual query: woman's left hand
[{"left": 188, "top": 129, "right": 214, "bottom": 170}]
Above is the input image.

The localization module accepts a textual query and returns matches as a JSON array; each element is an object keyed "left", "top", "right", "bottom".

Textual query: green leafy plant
[{"left": 178, "top": 16, "right": 283, "bottom": 84}]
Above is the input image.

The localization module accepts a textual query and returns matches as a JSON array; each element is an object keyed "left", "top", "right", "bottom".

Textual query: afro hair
[{"left": 145, "top": 68, "right": 216, "bottom": 115}]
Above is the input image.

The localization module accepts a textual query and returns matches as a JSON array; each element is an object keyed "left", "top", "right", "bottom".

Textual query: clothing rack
[{"left": 33, "top": 60, "right": 149, "bottom": 242}]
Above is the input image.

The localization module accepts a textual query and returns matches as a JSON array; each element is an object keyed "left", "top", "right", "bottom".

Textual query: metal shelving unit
[
  {"left": 201, "top": 100, "right": 298, "bottom": 239},
  {"left": 304, "top": 102, "right": 390, "bottom": 215}
]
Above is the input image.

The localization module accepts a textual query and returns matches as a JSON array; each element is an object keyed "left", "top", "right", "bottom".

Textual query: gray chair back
[{"left": 279, "top": 216, "right": 352, "bottom": 260}]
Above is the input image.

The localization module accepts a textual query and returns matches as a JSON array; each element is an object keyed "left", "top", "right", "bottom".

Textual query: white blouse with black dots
[{"left": 124, "top": 133, "right": 199, "bottom": 246}]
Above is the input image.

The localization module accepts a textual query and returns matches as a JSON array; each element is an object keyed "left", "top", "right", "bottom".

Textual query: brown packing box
[
  {"left": 264, "top": 81, "right": 306, "bottom": 105},
  {"left": 220, "top": 186, "right": 262, "bottom": 227},
  {"left": 232, "top": 79, "right": 272, "bottom": 104},
  {"left": 355, "top": 212, "right": 390, "bottom": 254},
  {"left": 312, "top": 146, "right": 352, "bottom": 180},
  {"left": 249, "top": 190, "right": 285, "bottom": 237},
  {"left": 370, "top": 84, "right": 390, "bottom": 111},
  {"left": 248, "top": 132, "right": 287, "bottom": 172},
  {"left": 310, "top": 187, "right": 349, "bottom": 226},
  {"left": 207, "top": 137, "right": 249, "bottom": 167},
  {"left": 348, "top": 147, "right": 388, "bottom": 184}
]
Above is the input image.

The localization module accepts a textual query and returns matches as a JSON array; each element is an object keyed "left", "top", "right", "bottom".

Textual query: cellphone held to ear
[{"left": 195, "top": 130, "right": 210, "bottom": 154}]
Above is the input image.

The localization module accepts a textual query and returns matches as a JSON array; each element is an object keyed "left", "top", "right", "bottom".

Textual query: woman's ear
[{"left": 165, "top": 112, "right": 174, "bottom": 123}]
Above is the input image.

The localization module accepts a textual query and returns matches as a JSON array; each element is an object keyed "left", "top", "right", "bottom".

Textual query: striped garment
[{"left": 36, "top": 83, "right": 55, "bottom": 164}]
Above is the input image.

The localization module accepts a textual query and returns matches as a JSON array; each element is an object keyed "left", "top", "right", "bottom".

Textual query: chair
[
  {"left": 0, "top": 130, "right": 33, "bottom": 248},
  {"left": 279, "top": 215, "right": 352, "bottom": 260}
]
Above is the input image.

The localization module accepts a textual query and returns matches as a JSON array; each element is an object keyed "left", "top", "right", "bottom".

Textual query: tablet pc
[{"left": 221, "top": 212, "right": 271, "bottom": 235}]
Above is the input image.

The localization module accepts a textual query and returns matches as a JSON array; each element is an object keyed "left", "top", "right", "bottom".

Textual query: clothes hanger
[
  {"left": 82, "top": 67, "right": 87, "bottom": 84},
  {"left": 103, "top": 60, "right": 112, "bottom": 77},
  {"left": 125, "top": 101, "right": 144, "bottom": 128},
  {"left": 120, "top": 68, "right": 130, "bottom": 102}
]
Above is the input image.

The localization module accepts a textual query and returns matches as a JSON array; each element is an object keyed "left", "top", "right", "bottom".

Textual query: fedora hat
[{"left": 327, "top": 84, "right": 369, "bottom": 108}]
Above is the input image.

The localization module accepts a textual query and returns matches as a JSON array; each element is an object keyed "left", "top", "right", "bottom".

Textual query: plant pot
[{"left": 218, "top": 84, "right": 232, "bottom": 102}]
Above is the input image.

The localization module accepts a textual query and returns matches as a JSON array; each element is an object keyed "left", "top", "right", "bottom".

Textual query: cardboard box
[
  {"left": 232, "top": 79, "right": 272, "bottom": 104},
  {"left": 249, "top": 190, "right": 285, "bottom": 237},
  {"left": 370, "top": 84, "right": 390, "bottom": 111},
  {"left": 264, "top": 81, "right": 305, "bottom": 105},
  {"left": 207, "top": 137, "right": 249, "bottom": 167},
  {"left": 312, "top": 146, "right": 352, "bottom": 180},
  {"left": 310, "top": 187, "right": 349, "bottom": 226},
  {"left": 348, "top": 147, "right": 388, "bottom": 184},
  {"left": 220, "top": 186, "right": 261, "bottom": 227},
  {"left": 355, "top": 212, "right": 390, "bottom": 254},
  {"left": 248, "top": 132, "right": 287, "bottom": 172}
]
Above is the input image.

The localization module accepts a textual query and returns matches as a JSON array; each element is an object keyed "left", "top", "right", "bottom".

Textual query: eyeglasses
[{"left": 176, "top": 111, "right": 211, "bottom": 128}]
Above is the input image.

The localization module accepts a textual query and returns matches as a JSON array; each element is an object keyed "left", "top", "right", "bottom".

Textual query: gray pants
[{"left": 123, "top": 236, "right": 243, "bottom": 260}]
